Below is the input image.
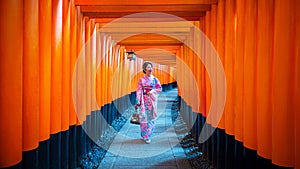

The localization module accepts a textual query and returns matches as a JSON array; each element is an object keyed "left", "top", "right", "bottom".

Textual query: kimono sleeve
[
  {"left": 150, "top": 77, "right": 162, "bottom": 95},
  {"left": 136, "top": 78, "right": 143, "bottom": 105}
]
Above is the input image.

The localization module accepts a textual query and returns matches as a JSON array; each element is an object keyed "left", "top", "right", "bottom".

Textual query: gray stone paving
[{"left": 98, "top": 89, "right": 192, "bottom": 169}]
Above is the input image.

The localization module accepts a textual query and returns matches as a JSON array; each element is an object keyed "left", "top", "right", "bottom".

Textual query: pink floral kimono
[{"left": 136, "top": 75, "right": 162, "bottom": 139}]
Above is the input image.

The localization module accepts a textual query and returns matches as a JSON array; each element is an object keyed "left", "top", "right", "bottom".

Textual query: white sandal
[{"left": 145, "top": 139, "right": 151, "bottom": 144}]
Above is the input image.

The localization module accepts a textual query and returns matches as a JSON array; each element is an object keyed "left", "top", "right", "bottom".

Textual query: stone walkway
[{"left": 98, "top": 88, "right": 192, "bottom": 169}]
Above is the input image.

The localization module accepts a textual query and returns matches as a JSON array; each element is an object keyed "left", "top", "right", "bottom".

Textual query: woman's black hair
[{"left": 142, "top": 61, "right": 153, "bottom": 74}]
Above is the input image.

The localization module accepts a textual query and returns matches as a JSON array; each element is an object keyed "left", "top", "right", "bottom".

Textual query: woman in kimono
[{"left": 135, "top": 61, "right": 162, "bottom": 144}]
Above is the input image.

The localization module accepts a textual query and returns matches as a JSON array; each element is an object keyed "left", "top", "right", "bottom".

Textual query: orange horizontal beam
[
  {"left": 119, "top": 33, "right": 181, "bottom": 41},
  {"left": 75, "top": 0, "right": 217, "bottom": 5},
  {"left": 97, "top": 21, "right": 193, "bottom": 28},
  {"left": 99, "top": 27, "right": 191, "bottom": 33},
  {"left": 125, "top": 45, "right": 181, "bottom": 51},
  {"left": 93, "top": 17, "right": 202, "bottom": 23},
  {"left": 137, "top": 52, "right": 178, "bottom": 56},
  {"left": 116, "top": 33, "right": 186, "bottom": 40},
  {"left": 80, "top": 4, "right": 211, "bottom": 13},
  {"left": 82, "top": 11, "right": 206, "bottom": 18},
  {"left": 118, "top": 35, "right": 182, "bottom": 45},
  {"left": 119, "top": 41, "right": 183, "bottom": 46}
]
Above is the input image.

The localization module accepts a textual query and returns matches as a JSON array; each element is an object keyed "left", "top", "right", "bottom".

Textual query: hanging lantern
[{"left": 126, "top": 50, "right": 137, "bottom": 61}]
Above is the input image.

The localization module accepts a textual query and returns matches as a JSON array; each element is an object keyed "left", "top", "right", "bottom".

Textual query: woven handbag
[{"left": 130, "top": 108, "right": 140, "bottom": 125}]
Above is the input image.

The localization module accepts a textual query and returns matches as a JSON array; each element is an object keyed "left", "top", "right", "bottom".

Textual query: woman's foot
[{"left": 145, "top": 139, "right": 151, "bottom": 144}]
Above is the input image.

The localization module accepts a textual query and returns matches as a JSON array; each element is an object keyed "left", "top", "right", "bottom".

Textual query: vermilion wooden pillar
[
  {"left": 23, "top": 0, "right": 40, "bottom": 168},
  {"left": 51, "top": 0, "right": 63, "bottom": 135},
  {"left": 50, "top": 0, "right": 63, "bottom": 168},
  {"left": 39, "top": 0, "right": 51, "bottom": 144},
  {"left": 0, "top": 0, "right": 23, "bottom": 167},
  {"left": 23, "top": 0, "right": 39, "bottom": 152},
  {"left": 38, "top": 0, "right": 52, "bottom": 168},
  {"left": 256, "top": 0, "right": 274, "bottom": 161},
  {"left": 243, "top": 0, "right": 257, "bottom": 150},
  {"left": 273, "top": 0, "right": 295, "bottom": 166},
  {"left": 62, "top": 0, "right": 71, "bottom": 132},
  {"left": 295, "top": 1, "right": 300, "bottom": 168},
  {"left": 69, "top": 0, "right": 78, "bottom": 126}
]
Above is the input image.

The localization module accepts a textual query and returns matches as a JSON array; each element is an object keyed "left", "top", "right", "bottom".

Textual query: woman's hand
[
  {"left": 134, "top": 103, "right": 140, "bottom": 109},
  {"left": 147, "top": 90, "right": 154, "bottom": 96}
]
